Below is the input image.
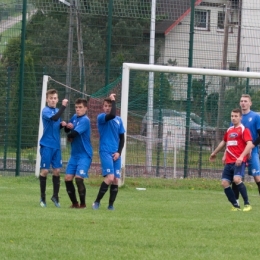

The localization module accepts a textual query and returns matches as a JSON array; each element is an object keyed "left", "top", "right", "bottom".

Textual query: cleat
[
  {"left": 51, "top": 196, "right": 60, "bottom": 208},
  {"left": 79, "top": 204, "right": 86, "bottom": 209},
  {"left": 231, "top": 206, "right": 241, "bottom": 211},
  {"left": 70, "top": 203, "right": 80, "bottom": 208},
  {"left": 243, "top": 205, "right": 252, "bottom": 212},
  {"left": 107, "top": 205, "right": 114, "bottom": 210},
  {"left": 40, "top": 200, "right": 46, "bottom": 208},
  {"left": 92, "top": 202, "right": 100, "bottom": 210}
]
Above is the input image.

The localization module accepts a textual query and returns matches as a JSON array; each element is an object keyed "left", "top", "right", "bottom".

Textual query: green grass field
[{"left": 1, "top": 176, "right": 260, "bottom": 260}]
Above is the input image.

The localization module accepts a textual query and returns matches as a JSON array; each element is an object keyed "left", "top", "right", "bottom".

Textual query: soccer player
[
  {"left": 231, "top": 94, "right": 260, "bottom": 203},
  {"left": 39, "top": 89, "right": 68, "bottom": 208},
  {"left": 64, "top": 98, "right": 93, "bottom": 208},
  {"left": 209, "top": 108, "right": 252, "bottom": 211},
  {"left": 92, "top": 93, "right": 125, "bottom": 210}
]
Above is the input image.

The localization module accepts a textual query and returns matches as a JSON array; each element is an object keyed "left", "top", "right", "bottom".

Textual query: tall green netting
[{"left": 1, "top": 0, "right": 260, "bottom": 178}]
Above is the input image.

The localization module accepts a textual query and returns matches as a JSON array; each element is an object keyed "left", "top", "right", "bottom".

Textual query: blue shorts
[
  {"left": 247, "top": 152, "right": 260, "bottom": 176},
  {"left": 40, "top": 146, "right": 62, "bottom": 169},
  {"left": 99, "top": 151, "right": 121, "bottom": 178},
  {"left": 66, "top": 155, "right": 92, "bottom": 178},
  {"left": 221, "top": 162, "right": 246, "bottom": 183}
]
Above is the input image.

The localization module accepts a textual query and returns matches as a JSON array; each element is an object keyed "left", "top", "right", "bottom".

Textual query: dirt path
[{"left": 0, "top": 14, "right": 22, "bottom": 34}]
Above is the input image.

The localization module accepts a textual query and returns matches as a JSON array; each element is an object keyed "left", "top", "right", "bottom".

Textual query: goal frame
[
  {"left": 36, "top": 66, "right": 260, "bottom": 186},
  {"left": 120, "top": 63, "right": 260, "bottom": 185}
]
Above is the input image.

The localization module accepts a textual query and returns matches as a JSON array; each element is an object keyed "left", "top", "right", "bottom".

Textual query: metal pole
[
  {"left": 65, "top": 1, "right": 74, "bottom": 119},
  {"left": 75, "top": 0, "right": 86, "bottom": 93},
  {"left": 156, "top": 73, "right": 163, "bottom": 177},
  {"left": 4, "top": 67, "right": 11, "bottom": 170},
  {"left": 246, "top": 67, "right": 250, "bottom": 93},
  {"left": 216, "top": 1, "right": 230, "bottom": 143},
  {"left": 146, "top": 0, "right": 156, "bottom": 173},
  {"left": 198, "top": 74, "right": 206, "bottom": 177},
  {"left": 184, "top": 0, "right": 195, "bottom": 178},
  {"left": 15, "top": 0, "right": 27, "bottom": 177},
  {"left": 105, "top": 0, "right": 113, "bottom": 87}
]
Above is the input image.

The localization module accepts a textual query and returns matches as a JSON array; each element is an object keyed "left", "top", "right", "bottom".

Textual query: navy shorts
[
  {"left": 99, "top": 151, "right": 121, "bottom": 178},
  {"left": 40, "top": 146, "right": 62, "bottom": 169},
  {"left": 221, "top": 162, "right": 246, "bottom": 183},
  {"left": 66, "top": 155, "right": 92, "bottom": 178}
]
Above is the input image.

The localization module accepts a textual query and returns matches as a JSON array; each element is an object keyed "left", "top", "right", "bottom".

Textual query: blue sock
[
  {"left": 237, "top": 182, "right": 249, "bottom": 205},
  {"left": 224, "top": 186, "right": 239, "bottom": 207}
]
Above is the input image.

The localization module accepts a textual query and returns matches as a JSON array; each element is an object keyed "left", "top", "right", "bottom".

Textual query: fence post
[
  {"left": 15, "top": 0, "right": 27, "bottom": 177},
  {"left": 184, "top": 0, "right": 195, "bottom": 178},
  {"left": 3, "top": 67, "right": 11, "bottom": 170}
]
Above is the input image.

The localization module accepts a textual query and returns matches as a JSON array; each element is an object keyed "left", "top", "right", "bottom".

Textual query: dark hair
[
  {"left": 232, "top": 108, "right": 242, "bottom": 115},
  {"left": 46, "top": 89, "right": 58, "bottom": 98},
  {"left": 75, "top": 98, "right": 88, "bottom": 107},
  {"left": 103, "top": 97, "right": 112, "bottom": 105}
]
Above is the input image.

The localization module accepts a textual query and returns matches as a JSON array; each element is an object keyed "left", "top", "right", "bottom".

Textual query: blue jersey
[
  {"left": 40, "top": 106, "right": 61, "bottom": 149},
  {"left": 69, "top": 114, "right": 93, "bottom": 158},
  {"left": 97, "top": 113, "right": 125, "bottom": 153},
  {"left": 242, "top": 110, "right": 260, "bottom": 154}
]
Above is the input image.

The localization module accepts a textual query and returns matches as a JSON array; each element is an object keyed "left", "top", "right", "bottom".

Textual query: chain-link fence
[{"left": 0, "top": 0, "right": 259, "bottom": 179}]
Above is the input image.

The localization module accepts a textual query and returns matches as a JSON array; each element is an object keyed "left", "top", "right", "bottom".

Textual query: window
[
  {"left": 217, "top": 11, "right": 225, "bottom": 30},
  {"left": 195, "top": 10, "right": 210, "bottom": 30}
]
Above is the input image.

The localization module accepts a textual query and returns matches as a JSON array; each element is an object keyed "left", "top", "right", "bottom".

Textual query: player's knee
[
  {"left": 112, "top": 178, "right": 119, "bottom": 185},
  {"left": 233, "top": 176, "right": 242, "bottom": 184},
  {"left": 221, "top": 180, "right": 230, "bottom": 188},
  {"left": 105, "top": 174, "right": 115, "bottom": 184},
  {"left": 65, "top": 174, "right": 74, "bottom": 181},
  {"left": 75, "top": 178, "right": 85, "bottom": 194},
  {"left": 40, "top": 169, "right": 49, "bottom": 177},
  {"left": 52, "top": 169, "right": 60, "bottom": 176}
]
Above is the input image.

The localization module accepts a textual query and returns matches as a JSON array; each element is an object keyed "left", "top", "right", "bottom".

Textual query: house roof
[{"left": 155, "top": 0, "right": 203, "bottom": 36}]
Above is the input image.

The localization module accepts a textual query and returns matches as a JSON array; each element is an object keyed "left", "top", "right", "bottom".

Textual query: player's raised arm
[
  {"left": 51, "top": 98, "right": 68, "bottom": 121},
  {"left": 105, "top": 93, "right": 116, "bottom": 121}
]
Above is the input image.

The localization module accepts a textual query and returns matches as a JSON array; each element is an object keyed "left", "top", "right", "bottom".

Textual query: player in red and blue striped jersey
[
  {"left": 231, "top": 94, "right": 260, "bottom": 203},
  {"left": 210, "top": 108, "right": 252, "bottom": 211}
]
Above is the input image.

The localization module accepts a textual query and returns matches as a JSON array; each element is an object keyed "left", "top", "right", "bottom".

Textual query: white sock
[{"left": 236, "top": 199, "right": 240, "bottom": 206}]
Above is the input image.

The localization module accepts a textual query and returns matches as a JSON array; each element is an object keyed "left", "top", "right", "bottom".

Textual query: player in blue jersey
[
  {"left": 39, "top": 89, "right": 68, "bottom": 208},
  {"left": 92, "top": 93, "right": 125, "bottom": 210},
  {"left": 231, "top": 94, "right": 260, "bottom": 203},
  {"left": 64, "top": 98, "right": 93, "bottom": 209}
]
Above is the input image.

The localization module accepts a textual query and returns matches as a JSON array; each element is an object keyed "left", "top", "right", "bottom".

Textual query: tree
[
  {"left": 205, "top": 92, "right": 219, "bottom": 127},
  {"left": 23, "top": 5, "right": 157, "bottom": 94},
  {"left": 192, "top": 79, "right": 206, "bottom": 115},
  {"left": 129, "top": 71, "right": 173, "bottom": 112},
  {"left": 2, "top": 38, "right": 39, "bottom": 148}
]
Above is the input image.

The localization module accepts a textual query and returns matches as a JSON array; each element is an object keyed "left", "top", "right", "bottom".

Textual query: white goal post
[
  {"left": 119, "top": 63, "right": 260, "bottom": 185},
  {"left": 35, "top": 75, "right": 49, "bottom": 177}
]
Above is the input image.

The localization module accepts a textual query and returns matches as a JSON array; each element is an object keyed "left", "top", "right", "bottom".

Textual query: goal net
[
  {"left": 36, "top": 64, "right": 260, "bottom": 185},
  {"left": 119, "top": 63, "right": 260, "bottom": 184}
]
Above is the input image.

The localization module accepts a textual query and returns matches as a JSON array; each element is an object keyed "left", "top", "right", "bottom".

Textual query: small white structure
[{"left": 162, "top": 116, "right": 186, "bottom": 151}]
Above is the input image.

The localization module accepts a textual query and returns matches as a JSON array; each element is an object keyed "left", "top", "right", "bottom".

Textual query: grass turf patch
[{"left": 0, "top": 175, "right": 260, "bottom": 260}]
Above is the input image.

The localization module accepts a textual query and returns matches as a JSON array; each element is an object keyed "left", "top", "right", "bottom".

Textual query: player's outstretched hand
[
  {"left": 109, "top": 93, "right": 116, "bottom": 101},
  {"left": 61, "top": 121, "right": 67, "bottom": 127},
  {"left": 62, "top": 99, "right": 69, "bottom": 106},
  {"left": 66, "top": 123, "right": 74, "bottom": 129},
  {"left": 209, "top": 153, "right": 216, "bottom": 162}
]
